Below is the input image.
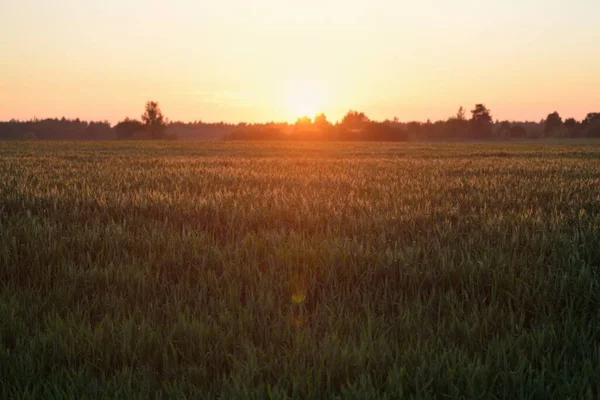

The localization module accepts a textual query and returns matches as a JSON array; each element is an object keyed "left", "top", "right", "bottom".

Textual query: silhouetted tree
[
  {"left": 583, "top": 113, "right": 600, "bottom": 137},
  {"left": 456, "top": 106, "right": 467, "bottom": 121},
  {"left": 336, "top": 111, "right": 369, "bottom": 140},
  {"left": 340, "top": 111, "right": 368, "bottom": 130},
  {"left": 141, "top": 101, "right": 166, "bottom": 139},
  {"left": 564, "top": 118, "right": 577, "bottom": 128},
  {"left": 292, "top": 116, "right": 319, "bottom": 140},
  {"left": 313, "top": 113, "right": 333, "bottom": 139},
  {"left": 470, "top": 104, "right": 493, "bottom": 139},
  {"left": 544, "top": 112, "right": 562, "bottom": 136},
  {"left": 314, "top": 113, "right": 331, "bottom": 129},
  {"left": 115, "top": 118, "right": 144, "bottom": 139},
  {"left": 561, "top": 118, "right": 580, "bottom": 137},
  {"left": 582, "top": 113, "right": 599, "bottom": 125},
  {"left": 294, "top": 116, "right": 312, "bottom": 127}
]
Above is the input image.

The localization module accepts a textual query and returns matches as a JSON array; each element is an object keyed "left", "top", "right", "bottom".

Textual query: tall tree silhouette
[
  {"left": 456, "top": 106, "right": 467, "bottom": 121},
  {"left": 141, "top": 101, "right": 166, "bottom": 139},
  {"left": 470, "top": 104, "right": 493, "bottom": 139},
  {"left": 544, "top": 112, "right": 562, "bottom": 136}
]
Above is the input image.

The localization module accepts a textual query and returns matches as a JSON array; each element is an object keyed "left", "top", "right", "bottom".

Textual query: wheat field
[{"left": 1, "top": 141, "right": 600, "bottom": 398}]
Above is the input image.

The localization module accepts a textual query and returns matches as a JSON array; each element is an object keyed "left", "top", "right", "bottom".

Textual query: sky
[{"left": 1, "top": 0, "right": 599, "bottom": 124}]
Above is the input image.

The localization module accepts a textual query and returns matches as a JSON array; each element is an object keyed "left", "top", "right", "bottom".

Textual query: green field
[{"left": 1, "top": 141, "right": 600, "bottom": 398}]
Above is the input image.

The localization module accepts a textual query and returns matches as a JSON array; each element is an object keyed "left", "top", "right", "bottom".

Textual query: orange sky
[{"left": 1, "top": 0, "right": 599, "bottom": 124}]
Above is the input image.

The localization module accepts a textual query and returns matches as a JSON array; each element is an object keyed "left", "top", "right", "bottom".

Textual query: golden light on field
[{"left": 284, "top": 78, "right": 328, "bottom": 121}]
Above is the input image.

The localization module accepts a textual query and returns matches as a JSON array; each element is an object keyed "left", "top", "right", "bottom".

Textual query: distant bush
[{"left": 115, "top": 118, "right": 144, "bottom": 139}]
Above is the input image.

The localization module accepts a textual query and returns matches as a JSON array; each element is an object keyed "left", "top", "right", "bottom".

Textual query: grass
[{"left": 1, "top": 140, "right": 600, "bottom": 399}]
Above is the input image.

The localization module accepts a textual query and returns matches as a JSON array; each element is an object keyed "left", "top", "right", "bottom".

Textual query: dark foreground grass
[{"left": 1, "top": 140, "right": 600, "bottom": 399}]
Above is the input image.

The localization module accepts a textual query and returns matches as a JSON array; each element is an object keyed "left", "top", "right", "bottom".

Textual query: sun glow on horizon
[{"left": 284, "top": 78, "right": 329, "bottom": 121}]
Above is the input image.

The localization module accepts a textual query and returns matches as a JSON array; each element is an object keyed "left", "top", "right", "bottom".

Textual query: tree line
[
  {"left": 227, "top": 105, "right": 600, "bottom": 141},
  {"left": 0, "top": 102, "right": 236, "bottom": 141},
  {"left": 1, "top": 102, "right": 599, "bottom": 141}
]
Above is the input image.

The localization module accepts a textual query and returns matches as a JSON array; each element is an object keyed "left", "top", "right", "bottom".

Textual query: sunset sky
[{"left": 1, "top": 0, "right": 599, "bottom": 124}]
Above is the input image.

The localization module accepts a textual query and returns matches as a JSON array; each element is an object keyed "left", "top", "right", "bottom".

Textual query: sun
[{"left": 284, "top": 78, "right": 327, "bottom": 120}]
